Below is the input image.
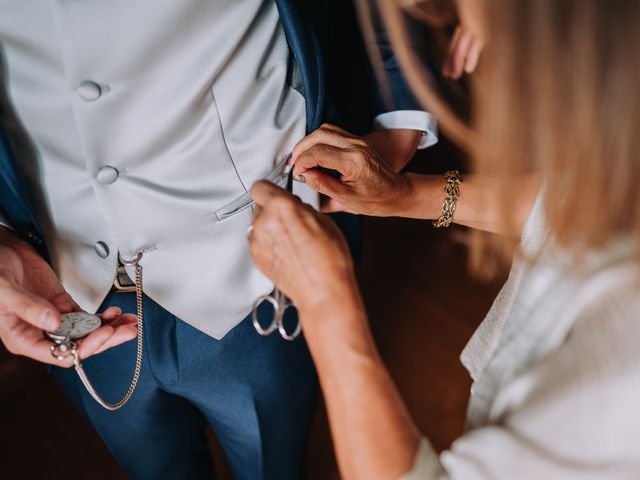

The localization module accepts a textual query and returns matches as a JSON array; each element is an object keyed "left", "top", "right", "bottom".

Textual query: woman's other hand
[
  {"left": 248, "top": 181, "right": 358, "bottom": 314},
  {"left": 442, "top": 22, "right": 483, "bottom": 79},
  {"left": 290, "top": 124, "right": 414, "bottom": 216}
]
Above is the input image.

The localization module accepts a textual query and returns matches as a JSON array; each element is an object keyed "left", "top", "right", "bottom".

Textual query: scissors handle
[
  {"left": 277, "top": 301, "right": 302, "bottom": 341},
  {"left": 272, "top": 290, "right": 301, "bottom": 340},
  {"left": 251, "top": 162, "right": 300, "bottom": 341},
  {"left": 252, "top": 294, "right": 280, "bottom": 336}
]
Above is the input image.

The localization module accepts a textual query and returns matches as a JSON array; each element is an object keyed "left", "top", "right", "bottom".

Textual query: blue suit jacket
[{"left": 0, "top": 0, "right": 420, "bottom": 261}]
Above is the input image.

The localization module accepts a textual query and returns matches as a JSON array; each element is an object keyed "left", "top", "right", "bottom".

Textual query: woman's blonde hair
[{"left": 368, "top": 0, "right": 640, "bottom": 270}]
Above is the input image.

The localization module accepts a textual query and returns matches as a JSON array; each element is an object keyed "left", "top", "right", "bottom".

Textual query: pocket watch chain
[{"left": 71, "top": 254, "right": 144, "bottom": 410}]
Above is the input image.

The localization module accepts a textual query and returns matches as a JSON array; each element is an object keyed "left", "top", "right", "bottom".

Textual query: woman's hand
[
  {"left": 290, "top": 124, "right": 414, "bottom": 216},
  {"left": 442, "top": 22, "right": 483, "bottom": 79},
  {"left": 249, "top": 184, "right": 421, "bottom": 480},
  {"left": 248, "top": 181, "right": 358, "bottom": 315}
]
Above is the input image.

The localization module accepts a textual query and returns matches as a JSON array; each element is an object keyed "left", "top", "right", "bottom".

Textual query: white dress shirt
[
  {"left": 0, "top": 0, "right": 436, "bottom": 338},
  {"left": 402, "top": 195, "right": 640, "bottom": 479}
]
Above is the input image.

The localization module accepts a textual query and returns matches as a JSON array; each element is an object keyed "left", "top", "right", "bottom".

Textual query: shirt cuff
[
  {"left": 400, "top": 438, "right": 444, "bottom": 480},
  {"left": 373, "top": 110, "right": 438, "bottom": 150}
]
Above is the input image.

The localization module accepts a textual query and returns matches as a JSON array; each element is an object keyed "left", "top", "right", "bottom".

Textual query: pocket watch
[{"left": 45, "top": 312, "right": 102, "bottom": 344}]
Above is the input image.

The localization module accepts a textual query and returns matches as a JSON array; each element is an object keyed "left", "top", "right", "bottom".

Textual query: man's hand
[
  {"left": 290, "top": 124, "right": 415, "bottom": 216},
  {"left": 364, "top": 129, "right": 424, "bottom": 173},
  {"left": 0, "top": 227, "right": 137, "bottom": 366}
]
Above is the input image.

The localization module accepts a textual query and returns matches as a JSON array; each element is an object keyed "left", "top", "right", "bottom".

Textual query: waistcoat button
[
  {"left": 94, "top": 241, "right": 110, "bottom": 259},
  {"left": 77, "top": 80, "right": 102, "bottom": 101},
  {"left": 96, "top": 166, "right": 119, "bottom": 185}
]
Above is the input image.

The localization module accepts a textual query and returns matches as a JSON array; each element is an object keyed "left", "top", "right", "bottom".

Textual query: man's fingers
[
  {"left": 76, "top": 325, "right": 114, "bottom": 359},
  {"left": 31, "top": 335, "right": 75, "bottom": 367},
  {"left": 0, "top": 318, "right": 74, "bottom": 366},
  {"left": 99, "top": 306, "right": 123, "bottom": 322},
  {"left": 43, "top": 316, "right": 137, "bottom": 363},
  {"left": 105, "top": 313, "right": 137, "bottom": 328},
  {"left": 1, "top": 308, "right": 137, "bottom": 367},
  {"left": 49, "top": 291, "right": 82, "bottom": 314},
  {"left": 0, "top": 281, "right": 59, "bottom": 331},
  {"left": 93, "top": 322, "right": 138, "bottom": 355}
]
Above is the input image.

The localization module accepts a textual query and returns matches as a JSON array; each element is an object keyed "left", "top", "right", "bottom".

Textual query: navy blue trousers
[{"left": 52, "top": 292, "right": 317, "bottom": 479}]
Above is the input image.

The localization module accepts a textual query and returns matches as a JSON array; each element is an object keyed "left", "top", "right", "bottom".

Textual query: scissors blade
[{"left": 215, "top": 155, "right": 292, "bottom": 221}]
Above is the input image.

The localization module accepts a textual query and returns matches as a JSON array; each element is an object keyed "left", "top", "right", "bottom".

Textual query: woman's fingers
[
  {"left": 250, "top": 180, "right": 289, "bottom": 207},
  {"left": 302, "top": 169, "right": 350, "bottom": 201},
  {"left": 443, "top": 25, "right": 463, "bottom": 77},
  {"left": 450, "top": 30, "right": 473, "bottom": 79},
  {"left": 291, "top": 124, "right": 364, "bottom": 165},
  {"left": 248, "top": 176, "right": 356, "bottom": 311},
  {"left": 443, "top": 25, "right": 483, "bottom": 79},
  {"left": 465, "top": 38, "right": 483, "bottom": 73},
  {"left": 293, "top": 144, "right": 362, "bottom": 179}
]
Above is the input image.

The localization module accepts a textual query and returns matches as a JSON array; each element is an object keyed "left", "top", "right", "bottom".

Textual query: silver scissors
[
  {"left": 251, "top": 165, "right": 302, "bottom": 341},
  {"left": 252, "top": 288, "right": 301, "bottom": 341}
]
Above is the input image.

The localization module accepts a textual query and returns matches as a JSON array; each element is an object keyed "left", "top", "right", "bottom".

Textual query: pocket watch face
[{"left": 50, "top": 312, "right": 102, "bottom": 340}]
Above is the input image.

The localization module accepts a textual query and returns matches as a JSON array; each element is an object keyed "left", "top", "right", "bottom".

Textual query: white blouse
[{"left": 402, "top": 195, "right": 640, "bottom": 479}]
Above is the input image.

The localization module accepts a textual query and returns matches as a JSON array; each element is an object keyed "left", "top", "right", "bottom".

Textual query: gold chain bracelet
[{"left": 433, "top": 170, "right": 462, "bottom": 228}]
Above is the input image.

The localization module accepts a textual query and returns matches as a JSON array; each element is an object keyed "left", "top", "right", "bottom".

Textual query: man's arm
[
  {"left": 364, "top": 128, "right": 425, "bottom": 173},
  {"left": 366, "top": 2, "right": 440, "bottom": 169},
  {"left": 319, "top": 0, "right": 437, "bottom": 173}
]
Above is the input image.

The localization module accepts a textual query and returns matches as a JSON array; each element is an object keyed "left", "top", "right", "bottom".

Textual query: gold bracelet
[{"left": 433, "top": 170, "right": 461, "bottom": 228}]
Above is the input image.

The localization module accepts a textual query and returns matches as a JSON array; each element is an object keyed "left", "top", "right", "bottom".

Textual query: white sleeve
[
  {"left": 373, "top": 110, "right": 438, "bottom": 149},
  {"left": 401, "top": 284, "right": 640, "bottom": 479},
  {"left": 400, "top": 439, "right": 445, "bottom": 480}
]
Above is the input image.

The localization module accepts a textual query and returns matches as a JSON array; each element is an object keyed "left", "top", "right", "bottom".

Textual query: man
[{"left": 0, "top": 1, "right": 436, "bottom": 478}]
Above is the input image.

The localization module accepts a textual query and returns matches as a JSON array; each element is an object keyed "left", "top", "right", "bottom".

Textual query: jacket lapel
[
  {"left": 0, "top": 133, "right": 49, "bottom": 260},
  {"left": 274, "top": 0, "right": 325, "bottom": 132}
]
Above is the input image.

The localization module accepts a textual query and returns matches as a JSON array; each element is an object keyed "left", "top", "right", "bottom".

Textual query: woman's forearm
[
  {"left": 400, "top": 173, "right": 539, "bottom": 236},
  {"left": 302, "top": 287, "right": 421, "bottom": 480},
  {"left": 249, "top": 181, "right": 425, "bottom": 478}
]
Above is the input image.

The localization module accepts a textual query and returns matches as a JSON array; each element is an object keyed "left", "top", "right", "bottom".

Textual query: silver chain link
[{"left": 71, "top": 258, "right": 144, "bottom": 411}]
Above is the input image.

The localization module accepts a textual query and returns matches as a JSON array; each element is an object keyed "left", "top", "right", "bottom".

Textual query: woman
[{"left": 248, "top": 0, "right": 640, "bottom": 478}]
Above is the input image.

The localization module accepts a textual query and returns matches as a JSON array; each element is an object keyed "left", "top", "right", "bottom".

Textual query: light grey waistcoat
[{"left": 0, "top": 0, "right": 315, "bottom": 338}]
